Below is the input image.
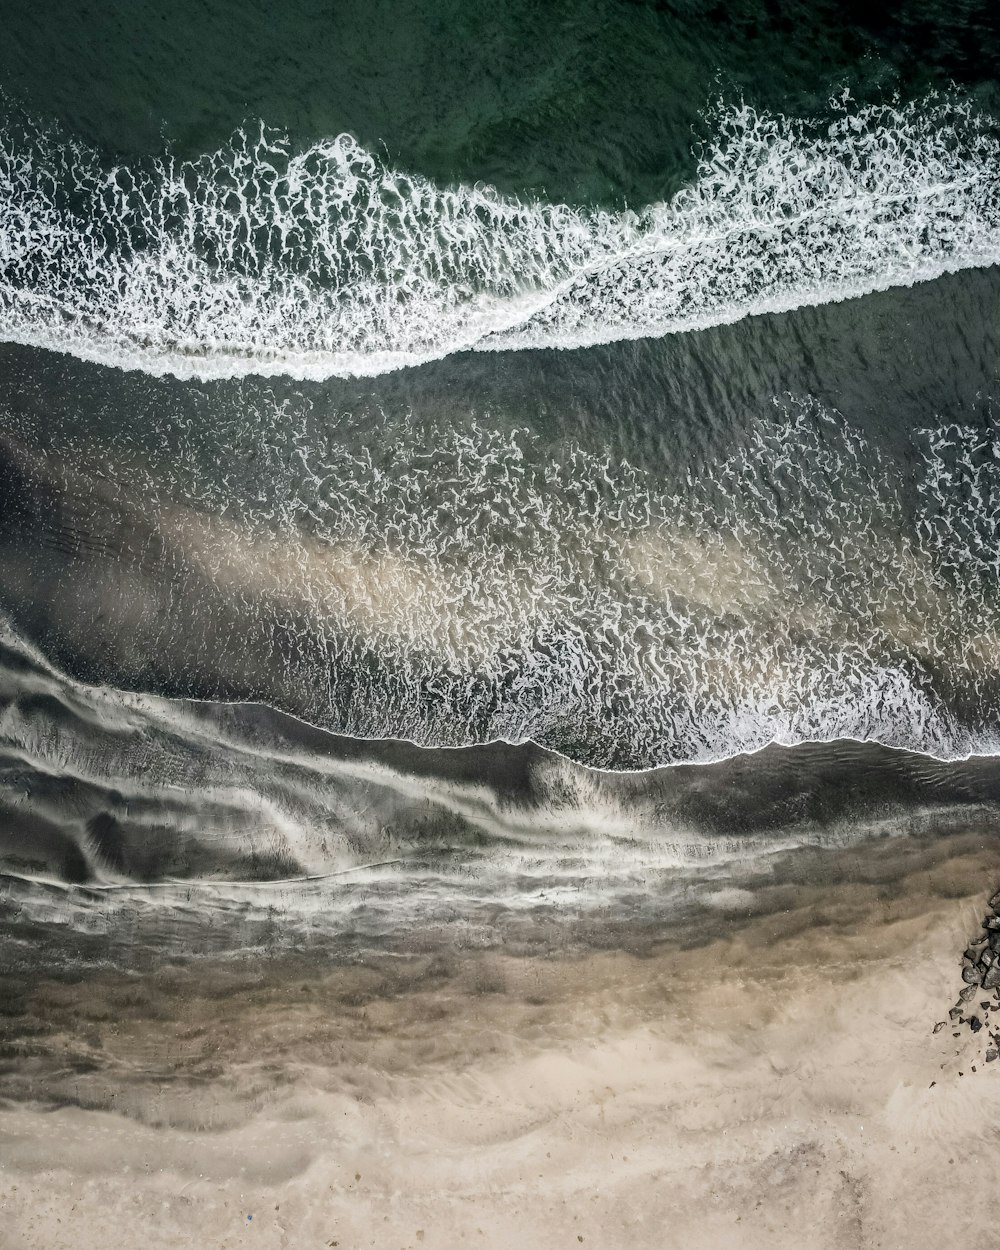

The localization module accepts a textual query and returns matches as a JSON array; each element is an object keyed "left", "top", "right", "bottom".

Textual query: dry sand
[{"left": 2, "top": 830, "right": 1000, "bottom": 1249}]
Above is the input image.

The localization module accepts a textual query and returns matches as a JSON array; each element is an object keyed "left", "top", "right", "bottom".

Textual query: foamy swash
[
  {"left": 4, "top": 395, "right": 1000, "bottom": 770},
  {"left": 1, "top": 96, "right": 998, "bottom": 378}
]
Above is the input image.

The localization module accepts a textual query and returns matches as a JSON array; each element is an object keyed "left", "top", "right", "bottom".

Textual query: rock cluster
[
  {"left": 935, "top": 889, "right": 1000, "bottom": 1064},
  {"left": 960, "top": 892, "right": 1000, "bottom": 991}
]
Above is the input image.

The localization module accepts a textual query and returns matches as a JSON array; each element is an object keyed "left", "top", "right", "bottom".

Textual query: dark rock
[
  {"left": 982, "top": 949, "right": 996, "bottom": 970},
  {"left": 989, "top": 932, "right": 1000, "bottom": 953},
  {"left": 959, "top": 985, "right": 978, "bottom": 1002},
  {"left": 987, "top": 1050, "right": 998, "bottom": 1063},
  {"left": 985, "top": 916, "right": 1000, "bottom": 930},
  {"left": 963, "top": 965, "right": 982, "bottom": 985},
  {"left": 988, "top": 890, "right": 1000, "bottom": 910},
  {"left": 933, "top": 1022, "right": 946, "bottom": 1033},
  {"left": 950, "top": 1007, "right": 964, "bottom": 1020},
  {"left": 971, "top": 1017, "right": 983, "bottom": 1033},
  {"left": 984, "top": 965, "right": 1000, "bottom": 989}
]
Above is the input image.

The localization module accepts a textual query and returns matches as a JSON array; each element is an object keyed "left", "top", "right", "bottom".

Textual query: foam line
[{"left": 1, "top": 95, "right": 999, "bottom": 378}]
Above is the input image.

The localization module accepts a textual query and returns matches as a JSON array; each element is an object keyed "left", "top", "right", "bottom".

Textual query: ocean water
[
  {"left": 3, "top": 10, "right": 1000, "bottom": 1243},
  {"left": 0, "top": 0, "right": 1000, "bottom": 925}
]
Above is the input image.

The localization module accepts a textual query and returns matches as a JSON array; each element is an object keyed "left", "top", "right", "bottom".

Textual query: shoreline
[{"left": 3, "top": 827, "right": 1000, "bottom": 1248}]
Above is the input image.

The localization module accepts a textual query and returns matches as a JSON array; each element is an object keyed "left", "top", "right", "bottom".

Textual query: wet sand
[{"left": 2, "top": 829, "right": 1000, "bottom": 1249}]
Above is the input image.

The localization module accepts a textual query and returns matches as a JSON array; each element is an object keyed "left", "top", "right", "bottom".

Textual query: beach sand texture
[{"left": 2, "top": 829, "right": 998, "bottom": 1249}]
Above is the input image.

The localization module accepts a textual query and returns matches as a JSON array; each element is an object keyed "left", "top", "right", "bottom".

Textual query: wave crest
[{"left": 1, "top": 95, "right": 998, "bottom": 378}]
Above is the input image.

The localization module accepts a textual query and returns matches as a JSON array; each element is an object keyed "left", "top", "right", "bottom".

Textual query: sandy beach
[{"left": 2, "top": 828, "right": 999, "bottom": 1250}]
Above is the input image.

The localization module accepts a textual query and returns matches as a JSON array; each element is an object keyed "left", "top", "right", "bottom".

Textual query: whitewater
[{"left": 1, "top": 94, "right": 999, "bottom": 379}]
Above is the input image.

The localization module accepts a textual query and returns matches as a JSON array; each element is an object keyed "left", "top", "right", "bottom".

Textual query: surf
[{"left": 1, "top": 94, "right": 999, "bottom": 379}]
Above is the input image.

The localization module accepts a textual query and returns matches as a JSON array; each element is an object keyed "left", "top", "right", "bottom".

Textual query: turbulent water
[
  {"left": 1, "top": 0, "right": 1000, "bottom": 943},
  {"left": 2, "top": 96, "right": 1000, "bottom": 378}
]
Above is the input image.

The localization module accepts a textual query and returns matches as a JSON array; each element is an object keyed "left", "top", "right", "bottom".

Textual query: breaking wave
[{"left": 1, "top": 94, "right": 999, "bottom": 379}]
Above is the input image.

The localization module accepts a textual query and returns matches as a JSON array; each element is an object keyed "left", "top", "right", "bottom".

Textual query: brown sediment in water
[{"left": 1, "top": 828, "right": 999, "bottom": 1248}]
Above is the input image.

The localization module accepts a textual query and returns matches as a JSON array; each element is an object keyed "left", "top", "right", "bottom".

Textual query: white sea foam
[{"left": 1, "top": 95, "right": 998, "bottom": 378}]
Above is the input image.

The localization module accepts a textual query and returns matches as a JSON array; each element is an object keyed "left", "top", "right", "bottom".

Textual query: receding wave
[
  {"left": 1, "top": 95, "right": 999, "bottom": 378},
  {"left": 3, "top": 618, "right": 1000, "bottom": 960}
]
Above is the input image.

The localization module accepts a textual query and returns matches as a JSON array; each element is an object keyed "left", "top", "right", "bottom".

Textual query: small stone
[
  {"left": 971, "top": 1017, "right": 983, "bottom": 1033},
  {"left": 933, "top": 1022, "right": 946, "bottom": 1033},
  {"left": 987, "top": 1049, "right": 998, "bottom": 1063},
  {"left": 989, "top": 932, "right": 1000, "bottom": 953},
  {"left": 963, "top": 965, "right": 982, "bottom": 985},
  {"left": 982, "top": 949, "right": 996, "bottom": 970},
  {"left": 986, "top": 915, "right": 1000, "bottom": 930},
  {"left": 984, "top": 965, "right": 1000, "bottom": 989},
  {"left": 959, "top": 985, "right": 978, "bottom": 1002},
  {"left": 982, "top": 1002, "right": 992, "bottom": 1012},
  {"left": 950, "top": 1007, "right": 964, "bottom": 1020}
]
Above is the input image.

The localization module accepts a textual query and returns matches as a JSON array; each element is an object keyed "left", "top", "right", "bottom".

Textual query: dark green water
[{"left": 3, "top": 0, "right": 1000, "bottom": 204}]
